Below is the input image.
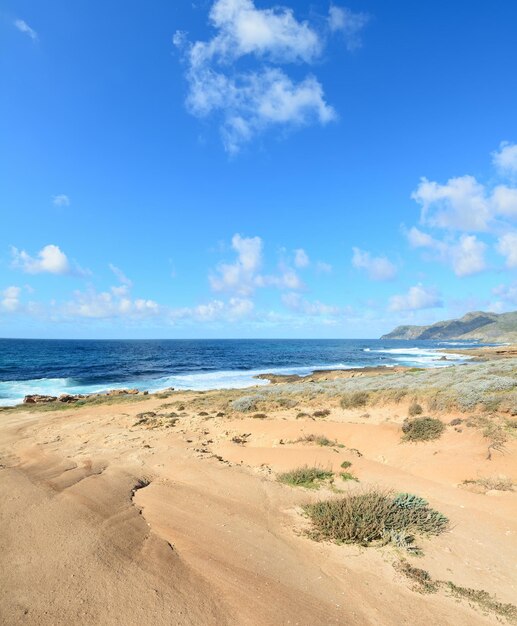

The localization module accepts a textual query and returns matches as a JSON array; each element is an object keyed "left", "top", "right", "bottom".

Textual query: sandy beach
[{"left": 1, "top": 355, "right": 516, "bottom": 625}]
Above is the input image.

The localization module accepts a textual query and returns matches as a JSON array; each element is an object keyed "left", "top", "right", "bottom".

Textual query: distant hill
[{"left": 381, "top": 311, "right": 517, "bottom": 342}]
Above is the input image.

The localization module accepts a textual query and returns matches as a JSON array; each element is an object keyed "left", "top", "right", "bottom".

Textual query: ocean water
[{"left": 0, "top": 338, "right": 479, "bottom": 406}]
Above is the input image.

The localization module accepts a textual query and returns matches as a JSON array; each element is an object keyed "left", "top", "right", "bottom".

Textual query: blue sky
[{"left": 1, "top": 0, "right": 517, "bottom": 338}]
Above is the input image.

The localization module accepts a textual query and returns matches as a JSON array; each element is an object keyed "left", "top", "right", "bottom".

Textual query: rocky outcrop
[{"left": 23, "top": 389, "right": 149, "bottom": 404}]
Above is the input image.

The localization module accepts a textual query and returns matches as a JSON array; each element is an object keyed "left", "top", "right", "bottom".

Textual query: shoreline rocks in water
[{"left": 23, "top": 388, "right": 150, "bottom": 404}]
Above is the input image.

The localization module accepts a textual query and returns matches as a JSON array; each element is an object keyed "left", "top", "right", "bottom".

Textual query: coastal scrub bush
[
  {"left": 463, "top": 476, "right": 514, "bottom": 492},
  {"left": 395, "top": 560, "right": 438, "bottom": 594},
  {"left": 276, "top": 397, "right": 298, "bottom": 408},
  {"left": 292, "top": 433, "right": 345, "bottom": 448},
  {"left": 278, "top": 466, "right": 333, "bottom": 489},
  {"left": 402, "top": 417, "right": 445, "bottom": 442},
  {"left": 340, "top": 391, "right": 369, "bottom": 409},
  {"left": 340, "top": 472, "right": 358, "bottom": 482},
  {"left": 231, "top": 395, "right": 262, "bottom": 412},
  {"left": 408, "top": 401, "right": 423, "bottom": 417},
  {"left": 340, "top": 460, "right": 352, "bottom": 469},
  {"left": 313, "top": 409, "right": 331, "bottom": 418},
  {"left": 304, "top": 489, "right": 448, "bottom": 551}
]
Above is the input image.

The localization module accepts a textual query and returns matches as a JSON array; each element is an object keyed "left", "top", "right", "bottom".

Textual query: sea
[{"left": 0, "top": 338, "right": 482, "bottom": 407}]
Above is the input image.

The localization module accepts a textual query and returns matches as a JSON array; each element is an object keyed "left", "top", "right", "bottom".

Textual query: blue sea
[{"left": 0, "top": 338, "right": 480, "bottom": 407}]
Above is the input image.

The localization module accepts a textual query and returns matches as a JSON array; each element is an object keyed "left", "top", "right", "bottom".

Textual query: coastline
[{"left": 1, "top": 354, "right": 516, "bottom": 624}]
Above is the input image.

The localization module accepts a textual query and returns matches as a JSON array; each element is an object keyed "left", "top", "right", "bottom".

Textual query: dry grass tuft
[{"left": 278, "top": 466, "right": 333, "bottom": 489}]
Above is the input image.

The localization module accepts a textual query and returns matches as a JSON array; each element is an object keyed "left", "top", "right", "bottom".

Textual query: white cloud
[
  {"left": 351, "top": 247, "right": 397, "bottom": 281},
  {"left": 282, "top": 292, "right": 339, "bottom": 316},
  {"left": 206, "top": 0, "right": 322, "bottom": 63},
  {"left": 405, "top": 227, "right": 486, "bottom": 277},
  {"left": 315, "top": 260, "right": 332, "bottom": 273},
  {"left": 175, "top": 0, "right": 339, "bottom": 152},
  {"left": 492, "top": 141, "right": 517, "bottom": 176},
  {"left": 14, "top": 19, "right": 38, "bottom": 41},
  {"left": 1, "top": 286, "right": 21, "bottom": 312},
  {"left": 11, "top": 244, "right": 71, "bottom": 275},
  {"left": 65, "top": 286, "right": 160, "bottom": 319},
  {"left": 210, "top": 234, "right": 263, "bottom": 294},
  {"left": 388, "top": 284, "right": 443, "bottom": 312},
  {"left": 170, "top": 297, "right": 254, "bottom": 322},
  {"left": 109, "top": 263, "right": 133, "bottom": 287},
  {"left": 210, "top": 233, "right": 304, "bottom": 294},
  {"left": 52, "top": 194, "right": 70, "bottom": 207},
  {"left": 451, "top": 234, "right": 487, "bottom": 277},
  {"left": 497, "top": 232, "right": 517, "bottom": 268},
  {"left": 328, "top": 6, "right": 369, "bottom": 51},
  {"left": 412, "top": 175, "right": 491, "bottom": 232},
  {"left": 294, "top": 248, "right": 309, "bottom": 268},
  {"left": 492, "top": 282, "right": 517, "bottom": 306},
  {"left": 491, "top": 185, "right": 517, "bottom": 217}
]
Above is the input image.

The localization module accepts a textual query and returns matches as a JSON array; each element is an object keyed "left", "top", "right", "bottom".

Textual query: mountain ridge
[{"left": 381, "top": 310, "right": 517, "bottom": 342}]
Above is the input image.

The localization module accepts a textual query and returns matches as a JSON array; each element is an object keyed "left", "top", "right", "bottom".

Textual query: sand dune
[{"left": 1, "top": 372, "right": 516, "bottom": 625}]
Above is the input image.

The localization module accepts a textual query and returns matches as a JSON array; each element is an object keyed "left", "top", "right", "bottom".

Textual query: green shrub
[
  {"left": 340, "top": 391, "right": 370, "bottom": 409},
  {"left": 340, "top": 472, "right": 358, "bottom": 482},
  {"left": 402, "top": 417, "right": 445, "bottom": 442},
  {"left": 304, "top": 489, "right": 448, "bottom": 551},
  {"left": 408, "top": 401, "right": 423, "bottom": 417},
  {"left": 340, "top": 460, "right": 352, "bottom": 469},
  {"left": 278, "top": 466, "right": 333, "bottom": 489}
]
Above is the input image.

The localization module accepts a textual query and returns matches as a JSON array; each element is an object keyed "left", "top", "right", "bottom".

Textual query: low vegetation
[
  {"left": 396, "top": 560, "right": 517, "bottom": 621},
  {"left": 293, "top": 433, "right": 344, "bottom": 448},
  {"left": 277, "top": 466, "right": 333, "bottom": 489},
  {"left": 402, "top": 417, "right": 445, "bottom": 442},
  {"left": 340, "top": 472, "right": 358, "bottom": 482},
  {"left": 340, "top": 391, "right": 369, "bottom": 409},
  {"left": 395, "top": 560, "right": 438, "bottom": 593},
  {"left": 408, "top": 400, "right": 423, "bottom": 417},
  {"left": 313, "top": 409, "right": 331, "bottom": 418},
  {"left": 304, "top": 489, "right": 448, "bottom": 553},
  {"left": 463, "top": 476, "right": 514, "bottom": 492},
  {"left": 445, "top": 582, "right": 517, "bottom": 623}
]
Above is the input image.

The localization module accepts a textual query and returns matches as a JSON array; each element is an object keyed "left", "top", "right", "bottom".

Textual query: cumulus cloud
[
  {"left": 412, "top": 175, "right": 491, "bottom": 232},
  {"left": 14, "top": 19, "right": 37, "bottom": 41},
  {"left": 328, "top": 5, "right": 369, "bottom": 51},
  {"left": 210, "top": 233, "right": 304, "bottom": 294},
  {"left": 406, "top": 227, "right": 486, "bottom": 277},
  {"left": 451, "top": 235, "right": 487, "bottom": 277},
  {"left": 11, "top": 244, "right": 71, "bottom": 275},
  {"left": 388, "top": 284, "right": 443, "bottom": 312},
  {"left": 210, "top": 234, "right": 263, "bottom": 294},
  {"left": 65, "top": 285, "right": 159, "bottom": 319},
  {"left": 282, "top": 292, "right": 339, "bottom": 316},
  {"left": 1, "top": 286, "right": 21, "bottom": 312},
  {"left": 492, "top": 141, "right": 517, "bottom": 176},
  {"left": 175, "top": 1, "right": 367, "bottom": 152},
  {"left": 497, "top": 232, "right": 517, "bottom": 268},
  {"left": 294, "top": 248, "right": 309, "bottom": 268},
  {"left": 351, "top": 247, "right": 397, "bottom": 281},
  {"left": 169, "top": 297, "right": 254, "bottom": 323}
]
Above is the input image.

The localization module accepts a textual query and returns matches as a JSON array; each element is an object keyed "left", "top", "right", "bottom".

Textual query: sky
[{"left": 1, "top": 0, "right": 517, "bottom": 339}]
